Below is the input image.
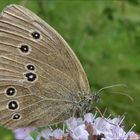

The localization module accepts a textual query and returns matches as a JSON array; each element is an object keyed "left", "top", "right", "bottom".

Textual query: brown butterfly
[{"left": 0, "top": 4, "right": 91, "bottom": 130}]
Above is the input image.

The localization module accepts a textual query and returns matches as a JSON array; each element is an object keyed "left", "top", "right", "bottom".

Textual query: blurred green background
[{"left": 0, "top": 0, "right": 140, "bottom": 139}]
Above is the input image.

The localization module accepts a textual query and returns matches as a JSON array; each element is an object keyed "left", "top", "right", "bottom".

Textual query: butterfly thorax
[
  {"left": 73, "top": 95, "right": 93, "bottom": 117},
  {"left": 73, "top": 93, "right": 98, "bottom": 117}
]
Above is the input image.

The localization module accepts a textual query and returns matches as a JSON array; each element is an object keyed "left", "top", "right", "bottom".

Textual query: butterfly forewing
[{"left": 0, "top": 4, "right": 90, "bottom": 129}]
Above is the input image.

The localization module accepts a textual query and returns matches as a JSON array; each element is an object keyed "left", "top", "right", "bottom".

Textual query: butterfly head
[{"left": 74, "top": 92, "right": 100, "bottom": 117}]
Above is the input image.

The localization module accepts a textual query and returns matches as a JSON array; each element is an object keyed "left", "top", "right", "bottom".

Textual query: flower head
[
  {"left": 14, "top": 127, "right": 36, "bottom": 140},
  {"left": 14, "top": 113, "right": 136, "bottom": 140}
]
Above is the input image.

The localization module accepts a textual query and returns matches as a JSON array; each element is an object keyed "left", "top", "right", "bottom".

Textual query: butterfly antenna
[
  {"left": 96, "top": 84, "right": 128, "bottom": 96},
  {"left": 111, "top": 91, "right": 134, "bottom": 102}
]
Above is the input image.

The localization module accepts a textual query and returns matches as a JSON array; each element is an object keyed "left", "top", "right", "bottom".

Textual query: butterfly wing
[{"left": 0, "top": 4, "right": 90, "bottom": 129}]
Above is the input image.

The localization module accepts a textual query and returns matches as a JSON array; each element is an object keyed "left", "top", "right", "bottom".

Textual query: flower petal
[
  {"left": 84, "top": 113, "right": 94, "bottom": 123},
  {"left": 53, "top": 129, "right": 64, "bottom": 139}
]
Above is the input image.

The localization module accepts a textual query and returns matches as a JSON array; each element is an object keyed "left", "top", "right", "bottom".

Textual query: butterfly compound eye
[
  {"left": 31, "top": 31, "right": 40, "bottom": 39},
  {"left": 12, "top": 113, "right": 21, "bottom": 120},
  {"left": 6, "top": 87, "right": 16, "bottom": 96},
  {"left": 8, "top": 100, "right": 19, "bottom": 110}
]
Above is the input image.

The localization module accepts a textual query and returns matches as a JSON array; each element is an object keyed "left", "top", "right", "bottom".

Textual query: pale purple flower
[
  {"left": 13, "top": 113, "right": 136, "bottom": 140},
  {"left": 14, "top": 127, "right": 36, "bottom": 140},
  {"left": 36, "top": 129, "right": 52, "bottom": 140},
  {"left": 102, "top": 125, "right": 126, "bottom": 140},
  {"left": 128, "top": 131, "right": 139, "bottom": 140},
  {"left": 93, "top": 117, "right": 111, "bottom": 135},
  {"left": 66, "top": 117, "right": 77, "bottom": 130},
  {"left": 36, "top": 128, "right": 65, "bottom": 140},
  {"left": 70, "top": 124, "right": 89, "bottom": 140},
  {"left": 53, "top": 129, "right": 64, "bottom": 139},
  {"left": 84, "top": 113, "right": 95, "bottom": 123},
  {"left": 92, "top": 117, "right": 134, "bottom": 140},
  {"left": 24, "top": 136, "right": 34, "bottom": 140},
  {"left": 111, "top": 117, "right": 121, "bottom": 125},
  {"left": 76, "top": 118, "right": 83, "bottom": 126}
]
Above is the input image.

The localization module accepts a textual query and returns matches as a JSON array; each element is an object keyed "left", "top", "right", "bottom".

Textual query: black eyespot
[
  {"left": 26, "top": 64, "right": 35, "bottom": 71},
  {"left": 8, "top": 100, "right": 19, "bottom": 110},
  {"left": 25, "top": 72, "right": 37, "bottom": 82},
  {"left": 19, "top": 45, "right": 29, "bottom": 53},
  {"left": 6, "top": 87, "right": 16, "bottom": 96},
  {"left": 31, "top": 31, "right": 40, "bottom": 39},
  {"left": 13, "top": 113, "right": 21, "bottom": 120}
]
